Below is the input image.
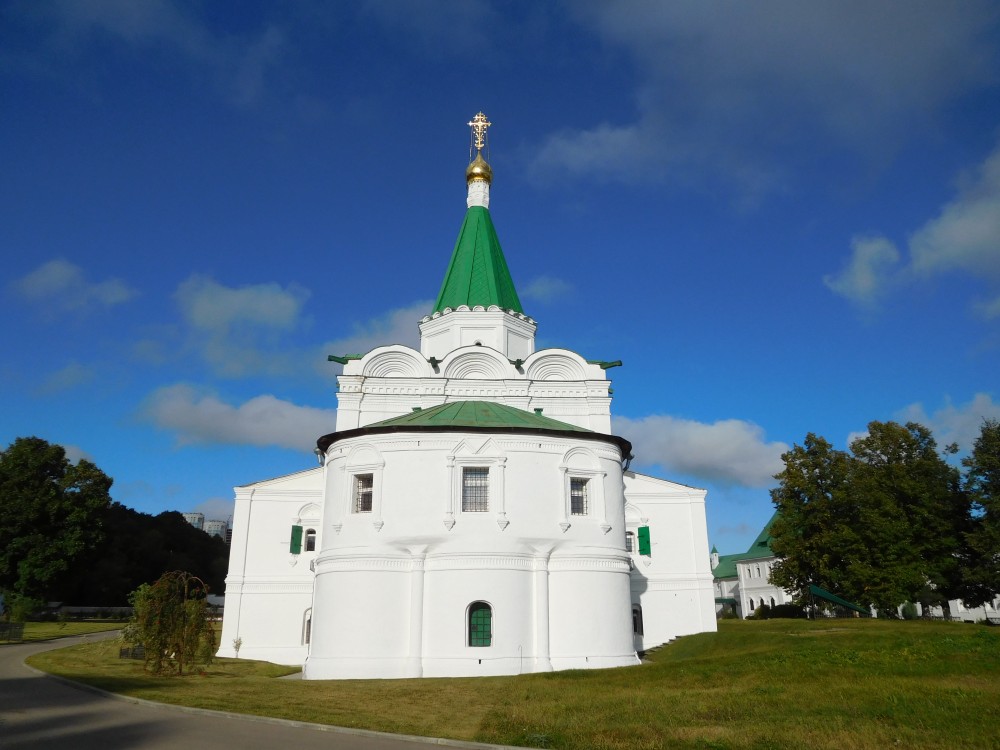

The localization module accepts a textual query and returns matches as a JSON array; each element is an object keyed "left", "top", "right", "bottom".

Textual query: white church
[{"left": 217, "top": 114, "right": 717, "bottom": 679}]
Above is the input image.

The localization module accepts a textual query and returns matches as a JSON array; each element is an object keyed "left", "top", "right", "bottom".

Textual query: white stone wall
[
  {"left": 623, "top": 472, "right": 718, "bottom": 651},
  {"left": 304, "top": 429, "right": 638, "bottom": 679},
  {"left": 737, "top": 557, "right": 789, "bottom": 616},
  {"left": 217, "top": 469, "right": 322, "bottom": 665}
]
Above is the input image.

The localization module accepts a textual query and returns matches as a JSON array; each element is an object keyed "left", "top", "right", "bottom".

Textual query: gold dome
[{"left": 466, "top": 152, "right": 493, "bottom": 185}]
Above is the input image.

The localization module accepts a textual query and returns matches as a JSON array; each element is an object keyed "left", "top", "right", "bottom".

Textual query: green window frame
[{"left": 468, "top": 601, "right": 492, "bottom": 647}]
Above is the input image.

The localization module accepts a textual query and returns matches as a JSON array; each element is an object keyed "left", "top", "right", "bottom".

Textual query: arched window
[
  {"left": 305, "top": 528, "right": 316, "bottom": 552},
  {"left": 749, "top": 598, "right": 755, "bottom": 611},
  {"left": 625, "top": 531, "right": 635, "bottom": 553},
  {"left": 303, "top": 608, "right": 312, "bottom": 645},
  {"left": 755, "top": 564, "right": 761, "bottom": 578},
  {"left": 468, "top": 601, "right": 492, "bottom": 647},
  {"left": 770, "top": 597, "right": 776, "bottom": 607}
]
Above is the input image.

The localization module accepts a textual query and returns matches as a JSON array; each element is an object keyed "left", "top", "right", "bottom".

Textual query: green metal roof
[
  {"left": 317, "top": 400, "right": 633, "bottom": 456},
  {"left": 711, "top": 553, "right": 743, "bottom": 580},
  {"left": 745, "top": 511, "right": 779, "bottom": 557},
  {"left": 433, "top": 206, "right": 523, "bottom": 313},
  {"left": 369, "top": 401, "right": 593, "bottom": 432},
  {"left": 711, "top": 511, "right": 780, "bottom": 580}
]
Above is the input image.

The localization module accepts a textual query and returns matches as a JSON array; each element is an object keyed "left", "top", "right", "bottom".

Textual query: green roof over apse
[
  {"left": 317, "top": 400, "right": 634, "bottom": 456},
  {"left": 371, "top": 401, "right": 593, "bottom": 432},
  {"left": 433, "top": 206, "right": 524, "bottom": 314}
]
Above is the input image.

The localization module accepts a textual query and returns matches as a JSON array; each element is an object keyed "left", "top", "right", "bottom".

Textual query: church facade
[{"left": 217, "top": 114, "right": 716, "bottom": 678}]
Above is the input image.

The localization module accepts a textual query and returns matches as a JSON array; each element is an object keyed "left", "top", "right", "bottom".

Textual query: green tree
[
  {"left": 126, "top": 571, "right": 216, "bottom": 675},
  {"left": 770, "top": 422, "right": 971, "bottom": 615},
  {"left": 770, "top": 434, "right": 858, "bottom": 599},
  {"left": 0, "top": 437, "right": 113, "bottom": 611},
  {"left": 962, "top": 419, "right": 1000, "bottom": 606}
]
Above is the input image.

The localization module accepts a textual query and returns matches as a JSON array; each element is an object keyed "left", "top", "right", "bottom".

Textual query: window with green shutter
[
  {"left": 468, "top": 601, "right": 492, "bottom": 647},
  {"left": 289, "top": 524, "right": 303, "bottom": 554},
  {"left": 637, "top": 525, "right": 651, "bottom": 556}
]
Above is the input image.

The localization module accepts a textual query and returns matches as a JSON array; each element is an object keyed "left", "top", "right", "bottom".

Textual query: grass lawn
[
  {"left": 27, "top": 619, "right": 1000, "bottom": 750},
  {"left": 4, "top": 620, "right": 123, "bottom": 643}
]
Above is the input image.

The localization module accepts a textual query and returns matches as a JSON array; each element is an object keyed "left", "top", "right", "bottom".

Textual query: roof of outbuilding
[
  {"left": 433, "top": 206, "right": 523, "bottom": 314},
  {"left": 317, "top": 400, "right": 632, "bottom": 455},
  {"left": 711, "top": 511, "right": 780, "bottom": 580}
]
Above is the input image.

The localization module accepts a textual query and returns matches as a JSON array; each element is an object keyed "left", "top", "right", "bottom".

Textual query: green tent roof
[
  {"left": 317, "top": 400, "right": 633, "bottom": 455},
  {"left": 433, "top": 206, "right": 523, "bottom": 313}
]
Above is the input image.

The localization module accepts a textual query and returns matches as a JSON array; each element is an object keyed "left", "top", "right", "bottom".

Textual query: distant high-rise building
[
  {"left": 204, "top": 519, "right": 228, "bottom": 539},
  {"left": 182, "top": 512, "right": 204, "bottom": 530}
]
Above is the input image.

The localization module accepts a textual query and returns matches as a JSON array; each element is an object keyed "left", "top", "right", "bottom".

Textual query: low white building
[{"left": 217, "top": 114, "right": 717, "bottom": 678}]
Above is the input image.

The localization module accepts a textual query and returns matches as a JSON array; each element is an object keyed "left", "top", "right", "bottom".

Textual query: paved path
[{"left": 0, "top": 634, "right": 510, "bottom": 750}]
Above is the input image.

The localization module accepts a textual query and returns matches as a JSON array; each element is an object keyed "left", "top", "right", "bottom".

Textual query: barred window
[
  {"left": 625, "top": 531, "right": 635, "bottom": 553},
  {"left": 570, "top": 478, "right": 589, "bottom": 515},
  {"left": 354, "top": 473, "right": 374, "bottom": 513},
  {"left": 462, "top": 467, "right": 489, "bottom": 512},
  {"left": 469, "top": 601, "right": 492, "bottom": 647},
  {"left": 305, "top": 528, "right": 317, "bottom": 551}
]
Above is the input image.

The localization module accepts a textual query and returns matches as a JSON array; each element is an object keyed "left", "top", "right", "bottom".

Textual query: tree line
[
  {"left": 769, "top": 419, "right": 999, "bottom": 616},
  {"left": 0, "top": 436, "right": 229, "bottom": 618}
]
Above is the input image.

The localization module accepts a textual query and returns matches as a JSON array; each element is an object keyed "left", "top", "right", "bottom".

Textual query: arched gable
[
  {"left": 524, "top": 349, "right": 591, "bottom": 381},
  {"left": 359, "top": 346, "right": 430, "bottom": 378},
  {"left": 441, "top": 346, "right": 511, "bottom": 380}
]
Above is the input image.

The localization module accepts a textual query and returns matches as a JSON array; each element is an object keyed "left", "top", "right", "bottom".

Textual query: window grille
[
  {"left": 354, "top": 473, "right": 374, "bottom": 513},
  {"left": 625, "top": 531, "right": 635, "bottom": 553},
  {"left": 469, "top": 602, "right": 492, "bottom": 646},
  {"left": 570, "top": 477, "right": 589, "bottom": 515},
  {"left": 462, "top": 467, "right": 489, "bottom": 512},
  {"left": 305, "top": 528, "right": 316, "bottom": 552}
]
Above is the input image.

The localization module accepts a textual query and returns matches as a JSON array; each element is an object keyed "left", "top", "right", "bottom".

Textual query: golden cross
[{"left": 468, "top": 112, "right": 491, "bottom": 151}]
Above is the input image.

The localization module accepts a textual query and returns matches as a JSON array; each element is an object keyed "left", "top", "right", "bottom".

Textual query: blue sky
[{"left": 2, "top": 1, "right": 999, "bottom": 554}]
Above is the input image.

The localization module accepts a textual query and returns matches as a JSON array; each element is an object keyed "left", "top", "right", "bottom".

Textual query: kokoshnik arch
[{"left": 217, "top": 113, "right": 717, "bottom": 679}]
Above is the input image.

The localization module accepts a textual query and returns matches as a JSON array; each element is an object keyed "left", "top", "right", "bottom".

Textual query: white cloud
[
  {"left": 174, "top": 275, "right": 311, "bottom": 378},
  {"left": 176, "top": 275, "right": 309, "bottom": 334},
  {"left": 319, "top": 300, "right": 433, "bottom": 371},
  {"left": 895, "top": 392, "right": 1000, "bottom": 451},
  {"left": 829, "top": 141, "right": 1000, "bottom": 313},
  {"left": 62, "top": 444, "right": 94, "bottom": 464},
  {"left": 613, "top": 413, "right": 788, "bottom": 487},
  {"left": 361, "top": 0, "right": 500, "bottom": 57},
  {"left": 27, "top": 0, "right": 286, "bottom": 106},
  {"left": 141, "top": 384, "right": 336, "bottom": 452},
  {"left": 190, "top": 497, "right": 236, "bottom": 523},
  {"left": 823, "top": 235, "right": 901, "bottom": 307},
  {"left": 532, "top": 2, "right": 999, "bottom": 196},
  {"left": 12, "top": 259, "right": 137, "bottom": 313},
  {"left": 521, "top": 276, "right": 574, "bottom": 304},
  {"left": 37, "top": 361, "right": 96, "bottom": 394},
  {"left": 909, "top": 146, "right": 1000, "bottom": 279}
]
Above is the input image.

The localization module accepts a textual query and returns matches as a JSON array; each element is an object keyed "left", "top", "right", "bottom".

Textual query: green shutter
[
  {"left": 290, "top": 524, "right": 303, "bottom": 554},
  {"left": 638, "top": 525, "right": 651, "bottom": 556}
]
